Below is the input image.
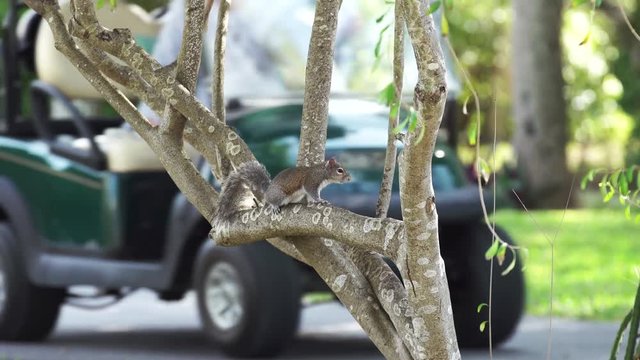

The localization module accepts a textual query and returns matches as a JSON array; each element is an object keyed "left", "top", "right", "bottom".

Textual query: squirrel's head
[{"left": 325, "top": 158, "right": 352, "bottom": 183}]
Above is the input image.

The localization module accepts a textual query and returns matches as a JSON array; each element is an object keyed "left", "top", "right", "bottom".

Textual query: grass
[{"left": 494, "top": 207, "right": 640, "bottom": 321}]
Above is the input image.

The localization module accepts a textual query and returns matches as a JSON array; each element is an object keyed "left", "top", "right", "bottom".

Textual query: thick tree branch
[
  {"left": 291, "top": 1, "right": 414, "bottom": 358},
  {"left": 293, "top": 240, "right": 413, "bottom": 360},
  {"left": 210, "top": 204, "right": 405, "bottom": 258},
  {"left": 353, "top": 250, "right": 419, "bottom": 359},
  {"left": 399, "top": 1, "right": 459, "bottom": 358}
]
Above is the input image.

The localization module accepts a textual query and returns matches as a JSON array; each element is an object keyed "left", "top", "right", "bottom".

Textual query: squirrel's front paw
[{"left": 266, "top": 204, "right": 281, "bottom": 215}]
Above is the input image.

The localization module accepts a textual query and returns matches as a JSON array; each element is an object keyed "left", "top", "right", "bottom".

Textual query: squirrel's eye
[{"left": 337, "top": 168, "right": 344, "bottom": 174}]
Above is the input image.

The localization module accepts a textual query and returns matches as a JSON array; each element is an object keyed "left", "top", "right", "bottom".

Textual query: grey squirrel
[{"left": 214, "top": 158, "right": 352, "bottom": 223}]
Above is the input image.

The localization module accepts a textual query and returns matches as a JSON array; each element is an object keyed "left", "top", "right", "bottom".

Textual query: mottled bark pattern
[
  {"left": 297, "top": 0, "right": 342, "bottom": 167},
  {"left": 399, "top": 0, "right": 460, "bottom": 358},
  {"left": 512, "top": 0, "right": 572, "bottom": 208}
]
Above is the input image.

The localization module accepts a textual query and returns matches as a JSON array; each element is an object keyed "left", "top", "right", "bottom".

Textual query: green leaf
[
  {"left": 625, "top": 205, "right": 632, "bottom": 220},
  {"left": 496, "top": 242, "right": 508, "bottom": 266},
  {"left": 581, "top": 169, "right": 595, "bottom": 190},
  {"left": 408, "top": 111, "right": 419, "bottom": 132},
  {"left": 484, "top": 240, "right": 500, "bottom": 260},
  {"left": 595, "top": 0, "right": 603, "bottom": 7},
  {"left": 479, "top": 320, "right": 488, "bottom": 333},
  {"left": 604, "top": 188, "right": 615, "bottom": 203},
  {"left": 599, "top": 174, "right": 609, "bottom": 195},
  {"left": 390, "top": 102, "right": 400, "bottom": 119},
  {"left": 579, "top": 29, "right": 591, "bottom": 46},
  {"left": 478, "top": 158, "right": 492, "bottom": 184},
  {"left": 393, "top": 117, "right": 410, "bottom": 134},
  {"left": 375, "top": 10, "right": 389, "bottom": 24},
  {"left": 620, "top": 175, "right": 629, "bottom": 196},
  {"left": 626, "top": 167, "right": 634, "bottom": 182},
  {"left": 427, "top": 0, "right": 441, "bottom": 15},
  {"left": 467, "top": 117, "right": 477, "bottom": 146},
  {"left": 580, "top": 176, "right": 588, "bottom": 190},
  {"left": 374, "top": 24, "right": 391, "bottom": 58},
  {"left": 441, "top": 14, "right": 449, "bottom": 37},
  {"left": 378, "top": 82, "right": 396, "bottom": 106},
  {"left": 635, "top": 214, "right": 640, "bottom": 224},
  {"left": 109, "top": 0, "right": 117, "bottom": 9},
  {"left": 502, "top": 256, "right": 517, "bottom": 276},
  {"left": 477, "top": 303, "right": 488, "bottom": 313},
  {"left": 571, "top": 0, "right": 589, "bottom": 6},
  {"left": 611, "top": 170, "right": 621, "bottom": 189},
  {"left": 96, "top": 0, "right": 106, "bottom": 9},
  {"left": 444, "top": 0, "right": 454, "bottom": 9}
]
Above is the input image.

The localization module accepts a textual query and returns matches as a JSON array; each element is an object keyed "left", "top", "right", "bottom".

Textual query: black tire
[
  {"left": 0, "top": 224, "right": 65, "bottom": 341},
  {"left": 194, "top": 241, "right": 301, "bottom": 358},
  {"left": 441, "top": 223, "right": 524, "bottom": 348}
]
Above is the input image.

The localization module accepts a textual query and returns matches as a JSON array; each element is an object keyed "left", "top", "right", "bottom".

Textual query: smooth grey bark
[{"left": 512, "top": 0, "right": 573, "bottom": 208}]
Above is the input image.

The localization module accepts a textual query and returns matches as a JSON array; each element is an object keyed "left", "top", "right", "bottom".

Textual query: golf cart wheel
[
  {"left": 194, "top": 241, "right": 301, "bottom": 358},
  {"left": 0, "top": 224, "right": 65, "bottom": 341},
  {"left": 443, "top": 223, "right": 524, "bottom": 348}
]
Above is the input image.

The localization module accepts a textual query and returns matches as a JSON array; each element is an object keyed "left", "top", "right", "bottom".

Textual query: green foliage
[
  {"left": 427, "top": 1, "right": 442, "bottom": 15},
  {"left": 0, "top": 1, "right": 6, "bottom": 16},
  {"left": 479, "top": 320, "right": 488, "bottom": 332},
  {"left": 442, "top": 0, "right": 636, "bottom": 168},
  {"left": 563, "top": 5, "right": 637, "bottom": 168},
  {"left": 582, "top": 166, "right": 640, "bottom": 221},
  {"left": 476, "top": 303, "right": 488, "bottom": 313},
  {"left": 96, "top": 0, "right": 118, "bottom": 10},
  {"left": 494, "top": 208, "right": 640, "bottom": 320}
]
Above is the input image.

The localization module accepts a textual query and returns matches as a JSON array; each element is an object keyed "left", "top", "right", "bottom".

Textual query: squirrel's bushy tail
[{"left": 214, "top": 161, "right": 271, "bottom": 225}]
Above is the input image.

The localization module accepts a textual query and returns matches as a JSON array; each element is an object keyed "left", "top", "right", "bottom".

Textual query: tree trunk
[{"left": 512, "top": 0, "right": 572, "bottom": 208}]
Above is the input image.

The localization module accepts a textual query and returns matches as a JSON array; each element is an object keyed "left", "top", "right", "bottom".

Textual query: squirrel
[{"left": 214, "top": 158, "right": 352, "bottom": 224}]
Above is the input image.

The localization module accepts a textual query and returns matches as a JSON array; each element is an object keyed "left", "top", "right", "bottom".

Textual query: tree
[
  {"left": 512, "top": 0, "right": 573, "bottom": 208},
  {"left": 25, "top": 0, "right": 460, "bottom": 358}
]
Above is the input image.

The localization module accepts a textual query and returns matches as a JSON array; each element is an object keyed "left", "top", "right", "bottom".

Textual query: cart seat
[
  {"left": 30, "top": 1, "right": 198, "bottom": 172},
  {"left": 34, "top": 0, "right": 160, "bottom": 99}
]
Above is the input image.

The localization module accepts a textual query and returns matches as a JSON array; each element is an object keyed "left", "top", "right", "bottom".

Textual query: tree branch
[
  {"left": 352, "top": 250, "right": 419, "bottom": 359},
  {"left": 297, "top": 0, "right": 342, "bottom": 167},
  {"left": 161, "top": 0, "right": 207, "bottom": 137},
  {"left": 28, "top": 0, "right": 219, "bottom": 222},
  {"left": 399, "top": 0, "right": 459, "bottom": 358},
  {"left": 289, "top": 1, "right": 415, "bottom": 358},
  {"left": 64, "top": 12, "right": 253, "bottom": 165},
  {"left": 376, "top": 0, "right": 405, "bottom": 218},
  {"left": 210, "top": 204, "right": 405, "bottom": 258},
  {"left": 209, "top": 0, "right": 232, "bottom": 180},
  {"left": 211, "top": 0, "right": 229, "bottom": 121}
]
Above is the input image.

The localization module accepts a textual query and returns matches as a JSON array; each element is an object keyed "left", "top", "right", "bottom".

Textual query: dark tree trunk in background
[{"left": 512, "top": 0, "right": 573, "bottom": 208}]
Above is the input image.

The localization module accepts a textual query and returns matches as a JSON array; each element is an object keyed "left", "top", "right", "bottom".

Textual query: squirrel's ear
[{"left": 326, "top": 158, "right": 337, "bottom": 168}]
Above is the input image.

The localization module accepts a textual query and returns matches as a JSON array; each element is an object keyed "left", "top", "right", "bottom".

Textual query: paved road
[{"left": 0, "top": 290, "right": 620, "bottom": 359}]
